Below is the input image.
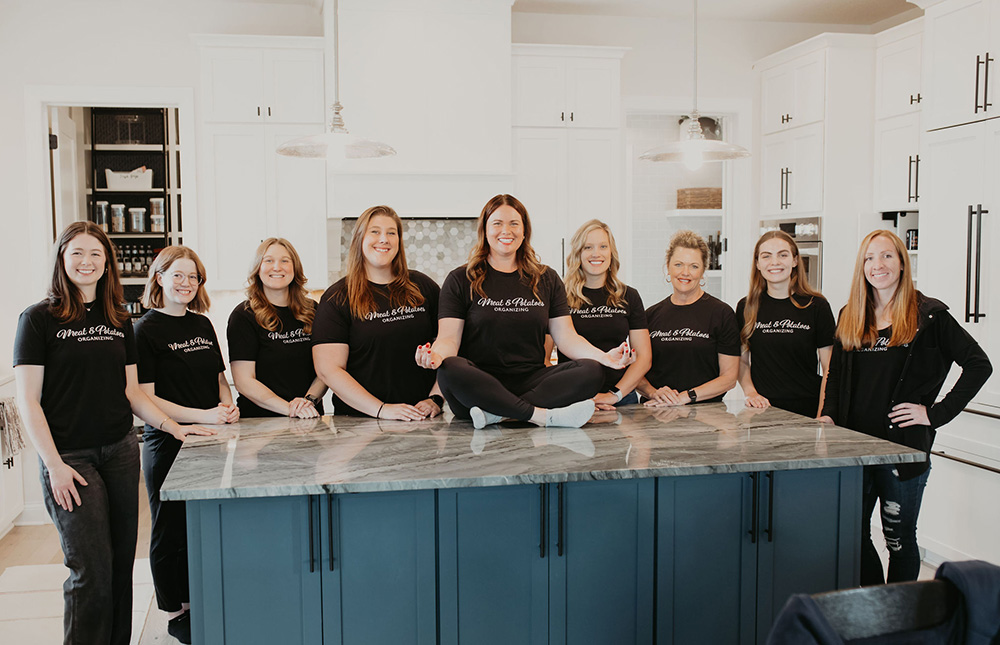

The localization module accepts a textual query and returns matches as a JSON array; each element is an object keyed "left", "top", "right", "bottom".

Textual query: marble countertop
[{"left": 159, "top": 401, "right": 925, "bottom": 501}]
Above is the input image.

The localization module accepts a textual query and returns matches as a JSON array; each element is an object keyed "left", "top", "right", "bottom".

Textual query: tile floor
[{"left": 0, "top": 559, "right": 154, "bottom": 644}]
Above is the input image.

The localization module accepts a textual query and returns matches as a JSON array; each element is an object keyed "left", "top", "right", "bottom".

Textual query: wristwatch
[
  {"left": 687, "top": 389, "right": 698, "bottom": 403},
  {"left": 429, "top": 394, "right": 445, "bottom": 408},
  {"left": 304, "top": 394, "right": 320, "bottom": 406},
  {"left": 612, "top": 389, "right": 624, "bottom": 403}
]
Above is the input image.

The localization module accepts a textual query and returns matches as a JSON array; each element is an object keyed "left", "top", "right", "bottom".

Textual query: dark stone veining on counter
[{"left": 159, "top": 401, "right": 925, "bottom": 501}]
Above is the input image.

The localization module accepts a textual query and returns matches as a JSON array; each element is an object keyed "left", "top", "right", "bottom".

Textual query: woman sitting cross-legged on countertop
[
  {"left": 312, "top": 205, "right": 444, "bottom": 421},
  {"left": 415, "top": 193, "right": 634, "bottom": 429}
]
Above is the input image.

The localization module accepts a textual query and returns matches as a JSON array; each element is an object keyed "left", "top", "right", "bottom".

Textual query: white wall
[{"left": 0, "top": 0, "right": 321, "bottom": 380}]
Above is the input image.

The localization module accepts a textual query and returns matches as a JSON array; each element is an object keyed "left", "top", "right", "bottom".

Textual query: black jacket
[{"left": 822, "top": 294, "right": 992, "bottom": 480}]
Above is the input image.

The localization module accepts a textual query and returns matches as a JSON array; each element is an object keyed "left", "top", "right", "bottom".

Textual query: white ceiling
[{"left": 511, "top": 0, "right": 919, "bottom": 25}]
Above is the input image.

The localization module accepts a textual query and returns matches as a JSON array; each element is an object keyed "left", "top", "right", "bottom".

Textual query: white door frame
[
  {"left": 23, "top": 85, "right": 197, "bottom": 298},
  {"left": 621, "top": 96, "right": 753, "bottom": 305}
]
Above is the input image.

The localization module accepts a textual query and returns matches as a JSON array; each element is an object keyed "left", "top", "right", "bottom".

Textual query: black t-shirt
[
  {"left": 557, "top": 285, "right": 647, "bottom": 391},
  {"left": 227, "top": 300, "right": 320, "bottom": 417},
  {"left": 439, "top": 264, "right": 570, "bottom": 378},
  {"left": 644, "top": 293, "right": 741, "bottom": 402},
  {"left": 736, "top": 293, "right": 836, "bottom": 417},
  {"left": 313, "top": 272, "right": 440, "bottom": 416},
  {"left": 847, "top": 326, "right": 910, "bottom": 439},
  {"left": 13, "top": 301, "right": 137, "bottom": 450},
  {"left": 134, "top": 310, "right": 225, "bottom": 411}
]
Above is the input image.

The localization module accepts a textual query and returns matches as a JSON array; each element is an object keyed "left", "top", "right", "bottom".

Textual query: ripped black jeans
[{"left": 860, "top": 463, "right": 931, "bottom": 585}]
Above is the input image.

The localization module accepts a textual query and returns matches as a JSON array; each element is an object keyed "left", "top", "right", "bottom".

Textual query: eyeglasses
[{"left": 160, "top": 271, "right": 204, "bottom": 285}]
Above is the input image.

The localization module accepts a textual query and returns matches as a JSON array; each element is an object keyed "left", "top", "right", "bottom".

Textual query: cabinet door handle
[
  {"left": 557, "top": 482, "right": 565, "bottom": 557},
  {"left": 765, "top": 471, "right": 774, "bottom": 543},
  {"left": 569, "top": 112, "right": 574, "bottom": 122},
  {"left": 268, "top": 106, "right": 272, "bottom": 117},
  {"left": 327, "top": 494, "right": 335, "bottom": 571},
  {"left": 3, "top": 456, "right": 13, "bottom": 469},
  {"left": 913, "top": 155, "right": 920, "bottom": 202},
  {"left": 749, "top": 472, "right": 759, "bottom": 544},
  {"left": 977, "top": 55, "right": 985, "bottom": 113},
  {"left": 975, "top": 205, "right": 988, "bottom": 322},
  {"left": 779, "top": 169, "right": 786, "bottom": 209},
  {"left": 910, "top": 93, "right": 922, "bottom": 104},
  {"left": 783, "top": 168, "right": 792, "bottom": 209},
  {"left": 307, "top": 496, "right": 315, "bottom": 573},
  {"left": 561, "top": 111, "right": 565, "bottom": 122},
  {"left": 539, "top": 484, "right": 546, "bottom": 559},
  {"left": 908, "top": 156, "right": 914, "bottom": 203},
  {"left": 966, "top": 205, "right": 976, "bottom": 322},
  {"left": 561, "top": 238, "right": 566, "bottom": 277},
  {"left": 985, "top": 54, "right": 994, "bottom": 112}
]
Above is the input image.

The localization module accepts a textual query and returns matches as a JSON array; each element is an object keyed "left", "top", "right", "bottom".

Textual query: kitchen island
[{"left": 161, "top": 402, "right": 923, "bottom": 645}]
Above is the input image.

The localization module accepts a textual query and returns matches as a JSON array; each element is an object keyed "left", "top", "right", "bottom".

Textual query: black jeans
[
  {"left": 40, "top": 431, "right": 140, "bottom": 645},
  {"left": 438, "top": 356, "right": 605, "bottom": 420},
  {"left": 861, "top": 463, "right": 931, "bottom": 585},
  {"left": 142, "top": 427, "right": 188, "bottom": 612}
]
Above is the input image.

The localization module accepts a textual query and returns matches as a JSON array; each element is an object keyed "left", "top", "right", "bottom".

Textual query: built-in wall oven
[{"left": 759, "top": 216, "right": 823, "bottom": 291}]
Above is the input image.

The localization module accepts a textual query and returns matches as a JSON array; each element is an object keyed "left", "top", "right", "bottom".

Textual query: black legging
[
  {"left": 437, "top": 356, "right": 605, "bottom": 420},
  {"left": 142, "top": 427, "right": 188, "bottom": 612}
]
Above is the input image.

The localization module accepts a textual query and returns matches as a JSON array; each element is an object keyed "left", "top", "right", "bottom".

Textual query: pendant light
[
  {"left": 639, "top": 0, "right": 749, "bottom": 170},
  {"left": 277, "top": 0, "right": 396, "bottom": 161}
]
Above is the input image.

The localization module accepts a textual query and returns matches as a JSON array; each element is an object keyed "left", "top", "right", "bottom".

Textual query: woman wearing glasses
[
  {"left": 134, "top": 246, "right": 237, "bottom": 642},
  {"left": 227, "top": 238, "right": 326, "bottom": 418}
]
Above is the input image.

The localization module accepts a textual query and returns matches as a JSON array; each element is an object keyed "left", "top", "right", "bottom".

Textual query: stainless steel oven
[{"left": 759, "top": 216, "right": 823, "bottom": 291}]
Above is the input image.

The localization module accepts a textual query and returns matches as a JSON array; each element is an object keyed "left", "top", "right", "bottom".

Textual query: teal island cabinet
[{"left": 161, "top": 403, "right": 922, "bottom": 645}]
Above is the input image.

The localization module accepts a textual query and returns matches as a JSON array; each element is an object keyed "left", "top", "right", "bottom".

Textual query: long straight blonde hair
[
  {"left": 740, "top": 231, "right": 823, "bottom": 348},
  {"left": 564, "top": 219, "right": 627, "bottom": 309},
  {"left": 836, "top": 230, "right": 918, "bottom": 350}
]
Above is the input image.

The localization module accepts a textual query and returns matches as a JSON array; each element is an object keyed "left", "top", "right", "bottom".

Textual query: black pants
[
  {"left": 40, "top": 431, "right": 140, "bottom": 645},
  {"left": 438, "top": 356, "right": 604, "bottom": 420},
  {"left": 142, "top": 427, "right": 189, "bottom": 612}
]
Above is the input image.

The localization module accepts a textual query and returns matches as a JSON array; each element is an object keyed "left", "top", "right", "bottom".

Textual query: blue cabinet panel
[
  {"left": 657, "top": 473, "right": 757, "bottom": 645},
  {"left": 438, "top": 485, "right": 549, "bottom": 645},
  {"left": 188, "top": 496, "right": 322, "bottom": 645},
  {"left": 321, "top": 490, "right": 437, "bottom": 645},
  {"left": 551, "top": 479, "right": 655, "bottom": 644}
]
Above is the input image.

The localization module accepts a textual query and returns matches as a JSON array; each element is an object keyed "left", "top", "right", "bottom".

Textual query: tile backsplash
[{"left": 329, "top": 218, "right": 479, "bottom": 287}]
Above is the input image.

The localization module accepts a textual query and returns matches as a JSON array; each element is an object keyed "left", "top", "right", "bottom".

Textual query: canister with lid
[
  {"left": 110, "top": 204, "right": 126, "bottom": 233},
  {"left": 94, "top": 201, "right": 110, "bottom": 232},
  {"left": 149, "top": 198, "right": 165, "bottom": 233},
  {"left": 129, "top": 207, "right": 147, "bottom": 233}
]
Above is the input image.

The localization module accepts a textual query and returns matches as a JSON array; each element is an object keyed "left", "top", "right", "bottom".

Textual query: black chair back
[{"left": 812, "top": 579, "right": 960, "bottom": 640}]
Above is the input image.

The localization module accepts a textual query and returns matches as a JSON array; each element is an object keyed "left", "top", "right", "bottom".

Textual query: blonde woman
[
  {"left": 313, "top": 206, "right": 442, "bottom": 420},
  {"left": 416, "top": 194, "right": 633, "bottom": 429},
  {"left": 558, "top": 219, "right": 650, "bottom": 409},
  {"left": 820, "top": 230, "right": 991, "bottom": 584},
  {"left": 735, "top": 230, "right": 835, "bottom": 417},
  {"left": 227, "top": 238, "right": 326, "bottom": 418},
  {"left": 639, "top": 230, "right": 740, "bottom": 406},
  {"left": 135, "top": 245, "right": 236, "bottom": 642}
]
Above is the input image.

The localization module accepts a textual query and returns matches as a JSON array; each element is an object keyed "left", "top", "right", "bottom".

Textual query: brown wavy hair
[
  {"left": 339, "top": 205, "right": 424, "bottom": 319},
  {"left": 245, "top": 238, "right": 315, "bottom": 333},
  {"left": 836, "top": 230, "right": 918, "bottom": 350},
  {"left": 48, "top": 221, "right": 127, "bottom": 327},
  {"left": 466, "top": 194, "right": 546, "bottom": 300},
  {"left": 740, "top": 231, "right": 824, "bottom": 348},
  {"left": 141, "top": 245, "right": 211, "bottom": 313},
  {"left": 565, "top": 219, "right": 627, "bottom": 309}
]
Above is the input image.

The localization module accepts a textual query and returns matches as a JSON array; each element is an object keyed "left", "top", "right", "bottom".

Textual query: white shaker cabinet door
[
  {"left": 760, "top": 50, "right": 825, "bottom": 135},
  {"left": 265, "top": 125, "right": 328, "bottom": 290},
  {"left": 202, "top": 48, "right": 266, "bottom": 124},
  {"left": 922, "top": 0, "right": 993, "bottom": 130},
  {"left": 514, "top": 128, "right": 568, "bottom": 273},
  {"left": 761, "top": 65, "right": 795, "bottom": 136},
  {"left": 513, "top": 57, "right": 567, "bottom": 128},
  {"left": 786, "top": 122, "right": 824, "bottom": 215},
  {"left": 875, "top": 33, "right": 923, "bottom": 120},
  {"left": 263, "top": 49, "right": 325, "bottom": 125},
  {"left": 974, "top": 119, "right": 1000, "bottom": 406},
  {"left": 760, "top": 134, "right": 792, "bottom": 216},
  {"left": 201, "top": 125, "right": 269, "bottom": 290},
  {"left": 874, "top": 113, "right": 921, "bottom": 212},
  {"left": 566, "top": 129, "right": 621, "bottom": 242},
  {"left": 566, "top": 58, "right": 621, "bottom": 129}
]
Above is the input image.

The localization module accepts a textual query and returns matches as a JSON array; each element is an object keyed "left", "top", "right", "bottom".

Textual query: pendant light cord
[{"left": 692, "top": 0, "right": 698, "bottom": 116}]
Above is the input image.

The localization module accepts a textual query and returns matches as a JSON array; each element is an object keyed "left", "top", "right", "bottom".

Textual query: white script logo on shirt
[
  {"left": 167, "top": 337, "right": 215, "bottom": 353},
  {"left": 650, "top": 328, "right": 710, "bottom": 342},
  {"left": 756, "top": 319, "right": 811, "bottom": 334},
  {"left": 57, "top": 326, "right": 125, "bottom": 342},
  {"left": 571, "top": 304, "right": 627, "bottom": 319},
  {"left": 364, "top": 305, "right": 427, "bottom": 324},
  {"left": 857, "top": 335, "right": 892, "bottom": 353},
  {"left": 477, "top": 297, "right": 545, "bottom": 314},
  {"left": 268, "top": 328, "right": 311, "bottom": 344}
]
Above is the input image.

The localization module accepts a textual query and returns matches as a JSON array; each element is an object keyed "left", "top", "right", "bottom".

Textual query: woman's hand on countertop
[
  {"left": 288, "top": 397, "right": 319, "bottom": 419},
  {"left": 205, "top": 403, "right": 240, "bottom": 425},
  {"left": 379, "top": 403, "right": 430, "bottom": 421},
  {"left": 643, "top": 386, "right": 685, "bottom": 407},
  {"left": 744, "top": 393, "right": 770, "bottom": 409},
  {"left": 166, "top": 422, "right": 217, "bottom": 442},
  {"left": 414, "top": 398, "right": 443, "bottom": 418},
  {"left": 592, "top": 392, "right": 619, "bottom": 411}
]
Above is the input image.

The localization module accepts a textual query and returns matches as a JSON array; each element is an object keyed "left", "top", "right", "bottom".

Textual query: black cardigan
[{"left": 821, "top": 294, "right": 992, "bottom": 480}]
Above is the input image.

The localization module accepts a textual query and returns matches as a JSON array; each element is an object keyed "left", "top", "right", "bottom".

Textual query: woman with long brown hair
[
  {"left": 313, "top": 206, "right": 442, "bottom": 420},
  {"left": 557, "top": 219, "right": 651, "bottom": 408},
  {"left": 135, "top": 245, "right": 237, "bottom": 642},
  {"left": 227, "top": 238, "right": 326, "bottom": 418},
  {"left": 820, "top": 230, "right": 991, "bottom": 584},
  {"left": 416, "top": 194, "right": 633, "bottom": 429},
  {"left": 735, "top": 231, "right": 835, "bottom": 417},
  {"left": 13, "top": 222, "right": 213, "bottom": 645}
]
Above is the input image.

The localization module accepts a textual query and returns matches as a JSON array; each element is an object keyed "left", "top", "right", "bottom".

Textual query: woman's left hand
[
  {"left": 592, "top": 392, "right": 619, "bottom": 411},
  {"left": 602, "top": 341, "right": 636, "bottom": 370},
  {"left": 888, "top": 403, "right": 930, "bottom": 428},
  {"left": 415, "top": 398, "right": 443, "bottom": 418},
  {"left": 289, "top": 397, "right": 319, "bottom": 419}
]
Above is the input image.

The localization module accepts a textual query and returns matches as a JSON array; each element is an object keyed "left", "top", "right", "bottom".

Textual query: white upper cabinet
[
  {"left": 760, "top": 49, "right": 826, "bottom": 135},
  {"left": 874, "top": 113, "right": 922, "bottom": 212},
  {"left": 200, "top": 39, "right": 325, "bottom": 125},
  {"left": 760, "top": 122, "right": 824, "bottom": 216},
  {"left": 876, "top": 32, "right": 924, "bottom": 119},
  {"left": 922, "top": 0, "right": 998, "bottom": 130},
  {"left": 513, "top": 46, "right": 626, "bottom": 129}
]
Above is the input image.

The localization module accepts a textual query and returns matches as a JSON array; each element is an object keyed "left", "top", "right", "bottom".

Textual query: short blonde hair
[
  {"left": 141, "top": 245, "right": 211, "bottom": 313},
  {"left": 665, "top": 230, "right": 709, "bottom": 267}
]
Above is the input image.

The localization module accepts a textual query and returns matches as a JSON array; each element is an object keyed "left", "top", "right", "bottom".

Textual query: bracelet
[
  {"left": 377, "top": 402, "right": 385, "bottom": 419},
  {"left": 158, "top": 416, "right": 171, "bottom": 431}
]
